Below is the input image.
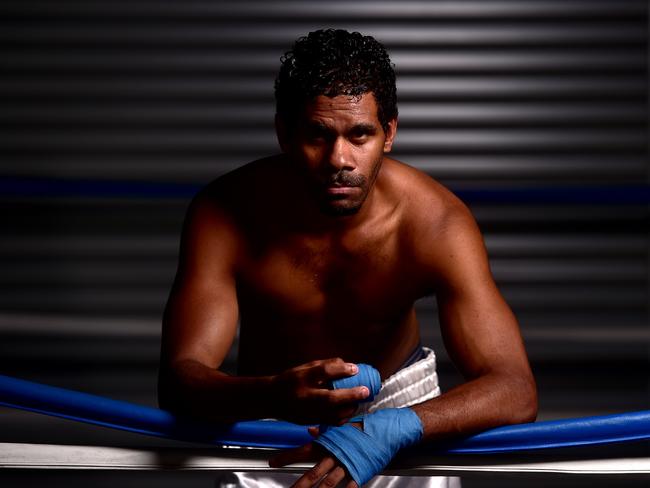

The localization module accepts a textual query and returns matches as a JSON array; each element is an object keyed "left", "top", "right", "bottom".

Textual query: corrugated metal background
[{"left": 0, "top": 2, "right": 648, "bottom": 484}]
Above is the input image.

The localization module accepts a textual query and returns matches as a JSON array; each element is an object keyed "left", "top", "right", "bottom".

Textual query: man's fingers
[
  {"left": 307, "top": 358, "right": 358, "bottom": 384},
  {"left": 326, "top": 385, "right": 369, "bottom": 404},
  {"left": 316, "top": 466, "right": 347, "bottom": 488},
  {"left": 290, "top": 457, "right": 336, "bottom": 488},
  {"left": 311, "top": 385, "right": 368, "bottom": 405},
  {"left": 268, "top": 444, "right": 315, "bottom": 468},
  {"left": 322, "top": 358, "right": 358, "bottom": 379},
  {"left": 345, "top": 480, "right": 359, "bottom": 488}
]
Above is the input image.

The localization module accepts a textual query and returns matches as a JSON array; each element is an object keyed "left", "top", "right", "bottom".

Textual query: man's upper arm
[
  {"left": 422, "top": 200, "right": 531, "bottom": 381},
  {"left": 160, "top": 189, "right": 241, "bottom": 372}
]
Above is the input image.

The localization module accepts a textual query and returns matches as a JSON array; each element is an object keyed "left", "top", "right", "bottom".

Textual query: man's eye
[
  {"left": 305, "top": 129, "right": 328, "bottom": 141},
  {"left": 350, "top": 132, "right": 369, "bottom": 143}
]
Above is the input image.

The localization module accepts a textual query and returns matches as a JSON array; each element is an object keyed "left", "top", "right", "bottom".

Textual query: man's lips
[{"left": 325, "top": 185, "right": 358, "bottom": 195}]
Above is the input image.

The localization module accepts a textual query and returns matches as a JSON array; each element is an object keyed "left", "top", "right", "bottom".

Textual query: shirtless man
[{"left": 158, "top": 29, "right": 537, "bottom": 487}]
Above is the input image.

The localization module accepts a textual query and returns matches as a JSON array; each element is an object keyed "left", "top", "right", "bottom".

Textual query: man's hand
[
  {"left": 269, "top": 426, "right": 358, "bottom": 488},
  {"left": 271, "top": 358, "right": 370, "bottom": 425},
  {"left": 271, "top": 409, "right": 423, "bottom": 487}
]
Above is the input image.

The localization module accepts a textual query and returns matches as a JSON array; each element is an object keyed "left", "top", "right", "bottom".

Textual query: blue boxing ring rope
[{"left": 0, "top": 374, "right": 649, "bottom": 454}]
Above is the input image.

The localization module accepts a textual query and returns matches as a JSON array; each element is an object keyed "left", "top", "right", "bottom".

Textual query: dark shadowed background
[{"left": 0, "top": 1, "right": 648, "bottom": 486}]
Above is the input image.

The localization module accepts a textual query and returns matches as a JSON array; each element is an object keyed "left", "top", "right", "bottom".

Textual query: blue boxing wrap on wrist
[
  {"left": 314, "top": 408, "right": 424, "bottom": 486},
  {"left": 319, "top": 364, "right": 382, "bottom": 436},
  {"left": 331, "top": 363, "right": 381, "bottom": 402}
]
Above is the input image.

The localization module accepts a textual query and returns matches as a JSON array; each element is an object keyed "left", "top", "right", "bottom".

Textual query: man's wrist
[
  {"left": 261, "top": 374, "right": 281, "bottom": 419},
  {"left": 314, "top": 407, "right": 424, "bottom": 485}
]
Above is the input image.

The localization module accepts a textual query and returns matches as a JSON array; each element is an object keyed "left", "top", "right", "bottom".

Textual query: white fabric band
[{"left": 357, "top": 347, "right": 441, "bottom": 415}]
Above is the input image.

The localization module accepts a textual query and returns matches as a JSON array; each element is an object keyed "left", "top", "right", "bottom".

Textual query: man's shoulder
[
  {"left": 387, "top": 159, "right": 483, "bottom": 284},
  {"left": 203, "top": 154, "right": 284, "bottom": 198},
  {"left": 183, "top": 156, "right": 285, "bottom": 238},
  {"left": 193, "top": 155, "right": 285, "bottom": 212},
  {"left": 385, "top": 158, "right": 471, "bottom": 229}
]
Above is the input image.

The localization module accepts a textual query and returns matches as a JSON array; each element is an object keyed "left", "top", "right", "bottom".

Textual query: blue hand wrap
[
  {"left": 314, "top": 408, "right": 423, "bottom": 486},
  {"left": 331, "top": 363, "right": 381, "bottom": 402}
]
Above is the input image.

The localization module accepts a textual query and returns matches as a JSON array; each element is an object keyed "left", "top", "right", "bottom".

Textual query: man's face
[{"left": 279, "top": 93, "right": 397, "bottom": 216}]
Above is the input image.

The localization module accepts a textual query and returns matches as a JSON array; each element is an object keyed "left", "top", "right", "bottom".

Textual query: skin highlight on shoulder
[{"left": 382, "top": 158, "right": 466, "bottom": 242}]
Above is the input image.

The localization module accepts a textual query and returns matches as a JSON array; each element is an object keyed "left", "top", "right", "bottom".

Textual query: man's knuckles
[
  {"left": 320, "top": 357, "right": 345, "bottom": 375},
  {"left": 304, "top": 466, "right": 325, "bottom": 483}
]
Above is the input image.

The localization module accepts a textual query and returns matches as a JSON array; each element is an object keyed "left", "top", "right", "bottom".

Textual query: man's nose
[{"left": 327, "top": 137, "right": 355, "bottom": 171}]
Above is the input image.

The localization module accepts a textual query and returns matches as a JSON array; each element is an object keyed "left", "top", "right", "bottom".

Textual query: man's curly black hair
[{"left": 275, "top": 29, "right": 397, "bottom": 132}]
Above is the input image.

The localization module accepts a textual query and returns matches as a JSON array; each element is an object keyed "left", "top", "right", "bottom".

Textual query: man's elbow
[
  {"left": 157, "top": 370, "right": 182, "bottom": 413},
  {"left": 157, "top": 387, "right": 174, "bottom": 412},
  {"left": 508, "top": 372, "right": 538, "bottom": 424},
  {"left": 157, "top": 379, "right": 172, "bottom": 411}
]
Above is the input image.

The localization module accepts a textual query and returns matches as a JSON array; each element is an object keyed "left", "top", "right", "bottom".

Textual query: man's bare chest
[{"left": 237, "top": 232, "right": 414, "bottom": 322}]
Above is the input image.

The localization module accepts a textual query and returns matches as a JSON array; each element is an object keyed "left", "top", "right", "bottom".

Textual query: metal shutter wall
[{"left": 0, "top": 1, "right": 647, "bottom": 420}]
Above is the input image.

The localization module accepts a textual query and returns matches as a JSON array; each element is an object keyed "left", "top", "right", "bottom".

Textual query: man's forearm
[
  {"left": 411, "top": 369, "right": 537, "bottom": 442},
  {"left": 158, "top": 358, "right": 276, "bottom": 423},
  {"left": 158, "top": 356, "right": 369, "bottom": 426}
]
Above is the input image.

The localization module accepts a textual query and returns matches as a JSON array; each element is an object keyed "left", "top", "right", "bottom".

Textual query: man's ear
[
  {"left": 275, "top": 114, "right": 290, "bottom": 153},
  {"left": 383, "top": 118, "right": 398, "bottom": 153}
]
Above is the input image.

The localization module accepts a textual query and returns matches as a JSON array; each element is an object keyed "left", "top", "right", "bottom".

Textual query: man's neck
[{"left": 297, "top": 175, "right": 384, "bottom": 239}]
